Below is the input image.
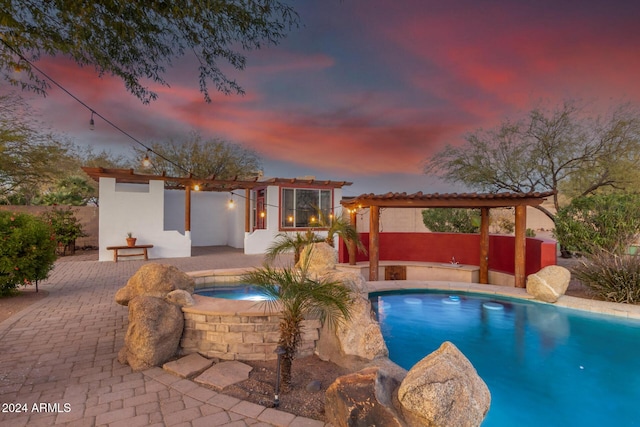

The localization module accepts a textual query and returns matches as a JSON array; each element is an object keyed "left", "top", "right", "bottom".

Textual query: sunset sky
[{"left": 20, "top": 0, "right": 640, "bottom": 197}]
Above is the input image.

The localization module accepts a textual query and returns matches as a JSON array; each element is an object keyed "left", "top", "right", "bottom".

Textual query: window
[{"left": 281, "top": 188, "right": 332, "bottom": 228}]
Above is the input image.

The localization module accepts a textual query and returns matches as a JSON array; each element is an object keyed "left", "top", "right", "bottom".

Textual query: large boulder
[
  {"left": 115, "top": 263, "right": 195, "bottom": 306},
  {"left": 297, "top": 242, "right": 337, "bottom": 274},
  {"left": 325, "top": 366, "right": 404, "bottom": 427},
  {"left": 317, "top": 296, "right": 388, "bottom": 369},
  {"left": 322, "top": 270, "right": 368, "bottom": 295},
  {"left": 526, "top": 265, "right": 571, "bottom": 303},
  {"left": 396, "top": 341, "right": 491, "bottom": 427},
  {"left": 117, "top": 295, "right": 184, "bottom": 371}
]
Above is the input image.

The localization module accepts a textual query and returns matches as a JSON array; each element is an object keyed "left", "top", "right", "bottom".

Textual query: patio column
[
  {"left": 479, "top": 207, "right": 490, "bottom": 284},
  {"left": 245, "top": 188, "right": 251, "bottom": 233},
  {"left": 369, "top": 206, "right": 380, "bottom": 281},
  {"left": 185, "top": 185, "right": 191, "bottom": 238},
  {"left": 514, "top": 205, "right": 527, "bottom": 288},
  {"left": 349, "top": 209, "right": 357, "bottom": 265}
]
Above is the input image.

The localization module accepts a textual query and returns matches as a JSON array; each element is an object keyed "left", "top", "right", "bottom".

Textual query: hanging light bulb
[
  {"left": 194, "top": 184, "right": 200, "bottom": 191},
  {"left": 141, "top": 149, "right": 152, "bottom": 168},
  {"left": 89, "top": 111, "right": 95, "bottom": 130},
  {"left": 228, "top": 193, "right": 235, "bottom": 209}
]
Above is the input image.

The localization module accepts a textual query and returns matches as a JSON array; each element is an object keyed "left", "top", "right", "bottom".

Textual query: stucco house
[{"left": 82, "top": 167, "right": 350, "bottom": 262}]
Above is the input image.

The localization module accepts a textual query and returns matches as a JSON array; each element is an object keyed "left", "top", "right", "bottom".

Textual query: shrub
[
  {"left": 40, "top": 206, "right": 86, "bottom": 255},
  {"left": 421, "top": 208, "right": 480, "bottom": 233},
  {"left": 554, "top": 193, "right": 640, "bottom": 255},
  {"left": 0, "top": 211, "right": 57, "bottom": 296},
  {"left": 573, "top": 251, "right": 640, "bottom": 304}
]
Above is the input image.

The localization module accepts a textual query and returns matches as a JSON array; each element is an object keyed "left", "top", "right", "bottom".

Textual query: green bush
[
  {"left": 40, "top": 206, "right": 86, "bottom": 255},
  {"left": 421, "top": 208, "right": 480, "bottom": 233},
  {"left": 554, "top": 193, "right": 640, "bottom": 255},
  {"left": 573, "top": 251, "right": 640, "bottom": 304},
  {"left": 0, "top": 211, "right": 57, "bottom": 296}
]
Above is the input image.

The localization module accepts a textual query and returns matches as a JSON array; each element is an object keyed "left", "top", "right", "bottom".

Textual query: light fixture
[
  {"left": 194, "top": 184, "right": 200, "bottom": 191},
  {"left": 287, "top": 215, "right": 293, "bottom": 223},
  {"left": 89, "top": 111, "right": 95, "bottom": 130},
  {"left": 228, "top": 193, "right": 235, "bottom": 209},
  {"left": 260, "top": 211, "right": 265, "bottom": 218},
  {"left": 142, "top": 149, "right": 152, "bottom": 168}
]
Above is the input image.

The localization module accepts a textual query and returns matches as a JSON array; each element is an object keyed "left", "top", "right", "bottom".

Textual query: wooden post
[
  {"left": 369, "top": 206, "right": 380, "bottom": 281},
  {"left": 185, "top": 184, "right": 191, "bottom": 234},
  {"left": 349, "top": 209, "right": 357, "bottom": 265},
  {"left": 514, "top": 205, "right": 527, "bottom": 288},
  {"left": 479, "top": 207, "right": 490, "bottom": 284},
  {"left": 245, "top": 188, "right": 251, "bottom": 233}
]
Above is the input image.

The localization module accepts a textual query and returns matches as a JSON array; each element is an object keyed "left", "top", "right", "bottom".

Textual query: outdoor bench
[{"left": 106, "top": 245, "right": 153, "bottom": 262}]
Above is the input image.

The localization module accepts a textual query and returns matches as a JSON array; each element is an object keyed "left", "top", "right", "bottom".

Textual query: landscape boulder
[
  {"left": 115, "top": 263, "right": 195, "bottom": 306},
  {"left": 297, "top": 242, "right": 337, "bottom": 274},
  {"left": 396, "top": 341, "right": 491, "bottom": 427},
  {"left": 526, "top": 265, "right": 571, "bottom": 303},
  {"left": 325, "top": 366, "right": 403, "bottom": 427},
  {"left": 117, "top": 295, "right": 184, "bottom": 371},
  {"left": 165, "top": 289, "right": 195, "bottom": 307}
]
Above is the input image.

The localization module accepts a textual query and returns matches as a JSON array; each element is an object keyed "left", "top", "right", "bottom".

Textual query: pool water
[
  {"left": 195, "top": 284, "right": 273, "bottom": 301},
  {"left": 370, "top": 290, "right": 640, "bottom": 427}
]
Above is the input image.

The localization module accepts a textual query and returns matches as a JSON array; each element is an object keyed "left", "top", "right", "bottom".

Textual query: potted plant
[{"left": 126, "top": 232, "right": 137, "bottom": 247}]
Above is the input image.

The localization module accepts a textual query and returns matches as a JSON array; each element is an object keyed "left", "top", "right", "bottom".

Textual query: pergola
[
  {"left": 82, "top": 167, "right": 351, "bottom": 234},
  {"left": 341, "top": 190, "right": 555, "bottom": 288}
]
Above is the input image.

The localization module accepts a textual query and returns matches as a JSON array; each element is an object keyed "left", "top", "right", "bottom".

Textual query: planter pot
[{"left": 126, "top": 237, "right": 137, "bottom": 247}]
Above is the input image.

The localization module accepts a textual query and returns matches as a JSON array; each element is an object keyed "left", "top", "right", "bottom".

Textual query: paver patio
[{"left": 0, "top": 247, "right": 326, "bottom": 427}]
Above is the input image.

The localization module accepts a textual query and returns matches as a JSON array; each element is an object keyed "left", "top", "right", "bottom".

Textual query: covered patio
[{"left": 340, "top": 190, "right": 556, "bottom": 288}]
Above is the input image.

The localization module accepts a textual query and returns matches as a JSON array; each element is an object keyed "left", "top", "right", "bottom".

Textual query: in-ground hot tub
[{"left": 182, "top": 268, "right": 320, "bottom": 361}]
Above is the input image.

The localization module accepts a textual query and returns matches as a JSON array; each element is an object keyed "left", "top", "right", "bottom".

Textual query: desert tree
[
  {"left": 424, "top": 101, "right": 640, "bottom": 223},
  {"left": 137, "top": 132, "right": 263, "bottom": 179},
  {"left": 1, "top": 0, "right": 299, "bottom": 103}
]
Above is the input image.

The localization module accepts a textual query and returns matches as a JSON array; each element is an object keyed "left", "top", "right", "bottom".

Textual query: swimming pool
[
  {"left": 370, "top": 290, "right": 640, "bottom": 427},
  {"left": 194, "top": 284, "right": 273, "bottom": 301}
]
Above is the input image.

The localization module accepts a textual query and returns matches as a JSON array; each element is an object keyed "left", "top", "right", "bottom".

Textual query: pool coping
[
  {"left": 366, "top": 280, "right": 640, "bottom": 320},
  {"left": 185, "top": 269, "right": 640, "bottom": 321}
]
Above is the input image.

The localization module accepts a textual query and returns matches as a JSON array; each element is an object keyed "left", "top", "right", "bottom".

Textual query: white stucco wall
[{"left": 98, "top": 178, "right": 191, "bottom": 261}]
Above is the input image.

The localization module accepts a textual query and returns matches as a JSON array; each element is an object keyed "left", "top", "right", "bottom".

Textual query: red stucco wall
[{"left": 339, "top": 232, "right": 557, "bottom": 276}]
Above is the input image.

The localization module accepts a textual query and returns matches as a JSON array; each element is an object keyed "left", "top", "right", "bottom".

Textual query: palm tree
[
  {"left": 265, "top": 230, "right": 322, "bottom": 264},
  {"left": 243, "top": 250, "right": 353, "bottom": 391}
]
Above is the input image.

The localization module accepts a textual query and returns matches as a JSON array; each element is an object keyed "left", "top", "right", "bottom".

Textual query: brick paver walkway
[{"left": 0, "top": 247, "right": 325, "bottom": 427}]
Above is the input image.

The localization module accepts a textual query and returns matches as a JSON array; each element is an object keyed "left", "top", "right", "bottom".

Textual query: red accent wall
[{"left": 339, "top": 232, "right": 557, "bottom": 276}]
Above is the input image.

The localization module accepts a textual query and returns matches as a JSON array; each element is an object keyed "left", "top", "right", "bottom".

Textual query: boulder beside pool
[
  {"left": 115, "top": 263, "right": 195, "bottom": 306},
  {"left": 396, "top": 341, "right": 491, "bottom": 427},
  {"left": 526, "top": 265, "right": 571, "bottom": 303},
  {"left": 117, "top": 295, "right": 184, "bottom": 371}
]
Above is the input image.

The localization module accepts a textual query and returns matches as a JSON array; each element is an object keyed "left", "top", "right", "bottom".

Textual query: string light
[
  {"left": 89, "top": 111, "right": 95, "bottom": 130},
  {"left": 194, "top": 184, "right": 200, "bottom": 191},
  {"left": 228, "top": 193, "right": 235, "bottom": 209},
  {"left": 142, "top": 149, "right": 152, "bottom": 168}
]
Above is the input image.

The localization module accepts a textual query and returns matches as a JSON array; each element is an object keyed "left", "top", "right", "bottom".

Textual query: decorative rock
[
  {"left": 115, "top": 263, "right": 195, "bottom": 306},
  {"left": 165, "top": 289, "right": 195, "bottom": 307},
  {"left": 325, "top": 366, "right": 403, "bottom": 427},
  {"left": 323, "top": 270, "right": 367, "bottom": 295},
  {"left": 526, "top": 265, "right": 571, "bottom": 303},
  {"left": 397, "top": 341, "right": 491, "bottom": 427},
  {"left": 117, "top": 296, "right": 184, "bottom": 371},
  {"left": 306, "top": 380, "right": 322, "bottom": 392},
  {"left": 338, "top": 297, "right": 388, "bottom": 360},
  {"left": 163, "top": 353, "right": 213, "bottom": 378},
  {"left": 297, "top": 242, "right": 337, "bottom": 274}
]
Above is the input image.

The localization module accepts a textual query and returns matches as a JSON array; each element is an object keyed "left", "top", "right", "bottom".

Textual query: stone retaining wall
[{"left": 181, "top": 308, "right": 322, "bottom": 361}]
